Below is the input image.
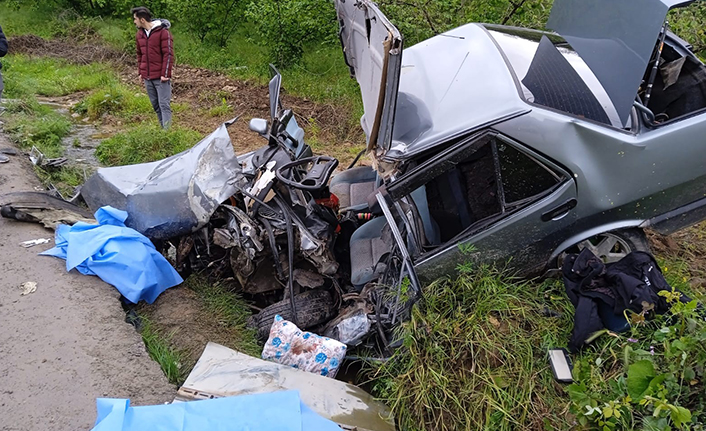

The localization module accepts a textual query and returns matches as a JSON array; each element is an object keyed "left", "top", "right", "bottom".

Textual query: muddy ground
[
  {"left": 0, "top": 133, "right": 174, "bottom": 431},
  {"left": 9, "top": 34, "right": 367, "bottom": 166}
]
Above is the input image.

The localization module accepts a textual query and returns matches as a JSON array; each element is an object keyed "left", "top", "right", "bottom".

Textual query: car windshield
[{"left": 484, "top": 25, "right": 628, "bottom": 129}]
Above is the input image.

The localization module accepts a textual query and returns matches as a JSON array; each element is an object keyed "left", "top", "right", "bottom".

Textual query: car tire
[
  {"left": 252, "top": 289, "right": 336, "bottom": 340},
  {"left": 557, "top": 228, "right": 650, "bottom": 267}
]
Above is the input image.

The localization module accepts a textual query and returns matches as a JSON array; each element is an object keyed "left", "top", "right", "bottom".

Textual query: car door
[{"left": 385, "top": 130, "right": 578, "bottom": 283}]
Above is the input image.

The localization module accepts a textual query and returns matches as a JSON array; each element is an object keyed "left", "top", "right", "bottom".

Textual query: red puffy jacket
[{"left": 136, "top": 19, "right": 173, "bottom": 80}]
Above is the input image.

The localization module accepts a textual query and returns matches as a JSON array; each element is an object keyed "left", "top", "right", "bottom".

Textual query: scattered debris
[
  {"left": 91, "top": 391, "right": 340, "bottom": 431},
  {"left": 20, "top": 238, "right": 51, "bottom": 248},
  {"left": 40, "top": 206, "right": 183, "bottom": 304},
  {"left": 0, "top": 191, "right": 94, "bottom": 229},
  {"left": 262, "top": 315, "right": 346, "bottom": 378},
  {"left": 177, "top": 342, "right": 395, "bottom": 431},
  {"left": 28, "top": 146, "right": 68, "bottom": 169},
  {"left": 20, "top": 281, "right": 37, "bottom": 296},
  {"left": 0, "top": 148, "right": 18, "bottom": 155},
  {"left": 0, "top": 154, "right": 8, "bottom": 164}
]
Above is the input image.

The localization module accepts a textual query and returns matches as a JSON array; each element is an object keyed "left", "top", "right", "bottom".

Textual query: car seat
[
  {"left": 329, "top": 166, "right": 380, "bottom": 211},
  {"left": 348, "top": 185, "right": 440, "bottom": 289}
]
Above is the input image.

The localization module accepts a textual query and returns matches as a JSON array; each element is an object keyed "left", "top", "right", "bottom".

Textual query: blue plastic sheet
[
  {"left": 41, "top": 206, "right": 183, "bottom": 303},
  {"left": 91, "top": 391, "right": 340, "bottom": 431}
]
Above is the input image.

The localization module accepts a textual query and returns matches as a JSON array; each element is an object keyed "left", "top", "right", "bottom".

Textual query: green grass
[
  {"left": 140, "top": 316, "right": 188, "bottom": 386},
  {"left": 2, "top": 55, "right": 116, "bottom": 98},
  {"left": 184, "top": 275, "right": 260, "bottom": 357},
  {"left": 95, "top": 124, "right": 202, "bottom": 166},
  {"left": 4, "top": 109, "right": 72, "bottom": 157},
  {"left": 367, "top": 265, "right": 575, "bottom": 430},
  {"left": 75, "top": 83, "right": 154, "bottom": 120},
  {"left": 35, "top": 165, "right": 90, "bottom": 199}
]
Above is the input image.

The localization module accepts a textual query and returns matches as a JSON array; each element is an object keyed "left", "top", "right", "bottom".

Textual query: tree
[{"left": 245, "top": 0, "right": 337, "bottom": 67}]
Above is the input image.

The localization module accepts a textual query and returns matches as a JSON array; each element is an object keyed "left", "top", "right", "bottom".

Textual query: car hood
[
  {"left": 547, "top": 0, "right": 700, "bottom": 126},
  {"left": 334, "top": 0, "right": 403, "bottom": 154}
]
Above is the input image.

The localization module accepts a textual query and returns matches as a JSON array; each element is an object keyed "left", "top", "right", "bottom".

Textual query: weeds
[
  {"left": 567, "top": 289, "right": 705, "bottom": 430},
  {"left": 35, "top": 165, "right": 90, "bottom": 198},
  {"left": 207, "top": 98, "right": 233, "bottom": 118},
  {"left": 95, "top": 125, "right": 201, "bottom": 166},
  {"left": 140, "top": 316, "right": 188, "bottom": 386},
  {"left": 4, "top": 113, "right": 72, "bottom": 157},
  {"left": 75, "top": 84, "right": 153, "bottom": 120},
  {"left": 1, "top": 55, "right": 115, "bottom": 98},
  {"left": 368, "top": 265, "right": 574, "bottom": 430}
]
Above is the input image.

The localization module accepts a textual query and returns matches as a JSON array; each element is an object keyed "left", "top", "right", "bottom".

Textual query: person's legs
[
  {"left": 155, "top": 80, "right": 172, "bottom": 129},
  {"left": 144, "top": 79, "right": 163, "bottom": 126}
]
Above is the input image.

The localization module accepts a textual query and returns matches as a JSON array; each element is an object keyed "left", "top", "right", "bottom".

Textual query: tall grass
[
  {"left": 140, "top": 316, "right": 188, "bottom": 386},
  {"left": 95, "top": 124, "right": 202, "bottom": 166},
  {"left": 368, "top": 265, "right": 574, "bottom": 430}
]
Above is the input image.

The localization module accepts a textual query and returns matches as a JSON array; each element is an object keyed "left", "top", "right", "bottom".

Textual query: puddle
[{"left": 38, "top": 99, "right": 103, "bottom": 169}]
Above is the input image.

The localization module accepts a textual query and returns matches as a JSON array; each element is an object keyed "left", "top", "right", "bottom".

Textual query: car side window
[
  {"left": 497, "top": 141, "right": 562, "bottom": 205},
  {"left": 404, "top": 135, "right": 565, "bottom": 244}
]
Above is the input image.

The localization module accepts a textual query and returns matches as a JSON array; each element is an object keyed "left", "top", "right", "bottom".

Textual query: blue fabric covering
[
  {"left": 91, "top": 391, "right": 341, "bottom": 431},
  {"left": 41, "top": 206, "right": 183, "bottom": 304}
]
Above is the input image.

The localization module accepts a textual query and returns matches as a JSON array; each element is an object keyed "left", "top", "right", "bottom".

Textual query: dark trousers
[{"left": 144, "top": 78, "right": 172, "bottom": 129}]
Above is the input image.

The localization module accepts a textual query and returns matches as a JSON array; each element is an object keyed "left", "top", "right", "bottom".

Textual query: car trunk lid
[{"left": 335, "top": 0, "right": 403, "bottom": 154}]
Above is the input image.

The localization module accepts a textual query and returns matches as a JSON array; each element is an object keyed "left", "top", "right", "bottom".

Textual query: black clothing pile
[{"left": 562, "top": 249, "right": 690, "bottom": 352}]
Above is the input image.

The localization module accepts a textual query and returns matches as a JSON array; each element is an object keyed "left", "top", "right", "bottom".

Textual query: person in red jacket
[{"left": 132, "top": 6, "right": 173, "bottom": 129}]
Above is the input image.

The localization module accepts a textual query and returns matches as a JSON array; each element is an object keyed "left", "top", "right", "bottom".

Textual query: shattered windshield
[{"left": 484, "top": 25, "right": 628, "bottom": 129}]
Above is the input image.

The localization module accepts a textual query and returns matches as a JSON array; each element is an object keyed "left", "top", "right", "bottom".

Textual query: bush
[
  {"left": 567, "top": 289, "right": 706, "bottom": 430},
  {"left": 95, "top": 124, "right": 201, "bottom": 166},
  {"left": 244, "top": 0, "right": 338, "bottom": 66}
]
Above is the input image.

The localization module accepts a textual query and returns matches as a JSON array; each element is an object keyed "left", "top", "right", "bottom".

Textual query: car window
[
  {"left": 425, "top": 141, "right": 502, "bottom": 242},
  {"left": 388, "top": 132, "right": 567, "bottom": 245},
  {"left": 497, "top": 141, "right": 561, "bottom": 204}
]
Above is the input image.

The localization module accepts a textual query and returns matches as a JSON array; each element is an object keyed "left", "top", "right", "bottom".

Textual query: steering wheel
[{"left": 275, "top": 156, "right": 339, "bottom": 191}]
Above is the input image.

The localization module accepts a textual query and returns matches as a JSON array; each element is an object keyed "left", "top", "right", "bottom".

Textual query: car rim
[{"left": 575, "top": 233, "right": 632, "bottom": 263}]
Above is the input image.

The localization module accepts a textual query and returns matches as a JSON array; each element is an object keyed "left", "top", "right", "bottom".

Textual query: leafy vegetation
[{"left": 95, "top": 124, "right": 201, "bottom": 166}]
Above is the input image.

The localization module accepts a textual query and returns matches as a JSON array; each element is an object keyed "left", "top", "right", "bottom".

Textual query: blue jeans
[{"left": 144, "top": 78, "right": 172, "bottom": 129}]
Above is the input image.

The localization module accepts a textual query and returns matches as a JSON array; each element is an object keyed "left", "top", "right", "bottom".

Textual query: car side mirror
[{"left": 249, "top": 118, "right": 268, "bottom": 135}]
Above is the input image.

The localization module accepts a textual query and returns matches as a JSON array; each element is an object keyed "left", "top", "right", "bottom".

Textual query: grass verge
[
  {"left": 367, "top": 265, "right": 574, "bottom": 430},
  {"left": 2, "top": 55, "right": 116, "bottom": 98},
  {"left": 95, "top": 124, "right": 202, "bottom": 166},
  {"left": 140, "top": 316, "right": 188, "bottom": 386}
]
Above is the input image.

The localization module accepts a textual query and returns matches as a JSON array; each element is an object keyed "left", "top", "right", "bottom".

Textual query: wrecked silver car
[{"left": 82, "top": 0, "right": 706, "bottom": 353}]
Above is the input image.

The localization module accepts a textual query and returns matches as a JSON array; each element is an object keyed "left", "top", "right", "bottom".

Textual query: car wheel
[
  {"left": 251, "top": 289, "right": 337, "bottom": 340},
  {"left": 558, "top": 228, "right": 650, "bottom": 266}
]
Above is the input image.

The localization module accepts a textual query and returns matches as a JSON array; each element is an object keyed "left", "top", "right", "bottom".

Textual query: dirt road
[{"left": 0, "top": 133, "right": 173, "bottom": 431}]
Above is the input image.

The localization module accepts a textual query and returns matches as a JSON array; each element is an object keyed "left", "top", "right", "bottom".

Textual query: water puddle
[{"left": 38, "top": 99, "right": 103, "bottom": 169}]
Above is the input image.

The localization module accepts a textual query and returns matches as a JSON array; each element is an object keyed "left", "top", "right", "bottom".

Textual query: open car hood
[
  {"left": 547, "top": 0, "right": 700, "bottom": 126},
  {"left": 335, "top": 0, "right": 403, "bottom": 154}
]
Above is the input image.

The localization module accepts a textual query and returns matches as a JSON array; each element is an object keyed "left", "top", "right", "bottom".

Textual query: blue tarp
[
  {"left": 91, "top": 391, "right": 341, "bottom": 431},
  {"left": 41, "top": 206, "right": 183, "bottom": 303}
]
